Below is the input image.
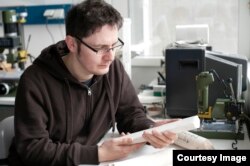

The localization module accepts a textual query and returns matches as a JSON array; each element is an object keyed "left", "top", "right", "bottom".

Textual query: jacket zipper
[
  {"left": 85, "top": 87, "right": 91, "bottom": 127},
  {"left": 87, "top": 87, "right": 92, "bottom": 96},
  {"left": 85, "top": 85, "right": 93, "bottom": 129},
  {"left": 84, "top": 79, "right": 98, "bottom": 127}
]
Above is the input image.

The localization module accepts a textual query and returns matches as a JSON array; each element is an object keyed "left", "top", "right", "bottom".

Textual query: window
[{"left": 129, "top": 0, "right": 238, "bottom": 56}]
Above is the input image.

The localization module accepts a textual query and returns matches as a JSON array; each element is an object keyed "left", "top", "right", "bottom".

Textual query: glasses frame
[{"left": 75, "top": 36, "right": 124, "bottom": 55}]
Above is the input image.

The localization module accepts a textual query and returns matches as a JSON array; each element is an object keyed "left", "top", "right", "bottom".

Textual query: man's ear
[{"left": 65, "top": 35, "right": 78, "bottom": 53}]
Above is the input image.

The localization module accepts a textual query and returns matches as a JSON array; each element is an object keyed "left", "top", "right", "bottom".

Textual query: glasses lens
[
  {"left": 113, "top": 40, "right": 124, "bottom": 51},
  {"left": 97, "top": 44, "right": 123, "bottom": 55},
  {"left": 114, "top": 45, "right": 123, "bottom": 51}
]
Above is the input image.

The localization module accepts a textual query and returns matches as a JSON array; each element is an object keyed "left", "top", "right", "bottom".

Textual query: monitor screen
[
  {"left": 205, "top": 54, "right": 242, "bottom": 106},
  {"left": 206, "top": 50, "right": 248, "bottom": 92}
]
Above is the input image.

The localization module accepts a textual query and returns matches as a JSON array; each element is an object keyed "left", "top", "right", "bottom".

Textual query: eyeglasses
[{"left": 75, "top": 36, "right": 124, "bottom": 55}]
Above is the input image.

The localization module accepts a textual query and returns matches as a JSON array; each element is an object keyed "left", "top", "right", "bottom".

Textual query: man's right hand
[{"left": 98, "top": 135, "right": 144, "bottom": 162}]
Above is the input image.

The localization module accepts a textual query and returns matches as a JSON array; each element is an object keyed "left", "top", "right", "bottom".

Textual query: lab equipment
[
  {"left": 0, "top": 9, "right": 28, "bottom": 96},
  {"left": 0, "top": 9, "right": 28, "bottom": 70},
  {"left": 164, "top": 47, "right": 249, "bottom": 139},
  {"left": 165, "top": 47, "right": 247, "bottom": 118},
  {"left": 194, "top": 70, "right": 245, "bottom": 139}
]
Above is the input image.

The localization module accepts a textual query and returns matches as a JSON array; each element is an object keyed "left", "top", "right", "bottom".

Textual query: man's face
[{"left": 75, "top": 24, "right": 120, "bottom": 76}]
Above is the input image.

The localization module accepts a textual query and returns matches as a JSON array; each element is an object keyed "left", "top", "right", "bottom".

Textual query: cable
[
  {"left": 232, "top": 119, "right": 244, "bottom": 150},
  {"left": 209, "top": 69, "right": 230, "bottom": 98},
  {"left": 58, "top": 23, "right": 65, "bottom": 39},
  {"left": 231, "top": 113, "right": 250, "bottom": 150},
  {"left": 45, "top": 18, "right": 55, "bottom": 44},
  {"left": 157, "top": 71, "right": 166, "bottom": 83}
]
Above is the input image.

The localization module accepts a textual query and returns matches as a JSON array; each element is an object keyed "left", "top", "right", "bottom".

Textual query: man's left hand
[{"left": 142, "top": 119, "right": 179, "bottom": 148}]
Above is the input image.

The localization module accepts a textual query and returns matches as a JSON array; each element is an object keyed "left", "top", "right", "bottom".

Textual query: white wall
[
  {"left": 23, "top": 25, "right": 65, "bottom": 65},
  {"left": 238, "top": 0, "right": 250, "bottom": 58}
]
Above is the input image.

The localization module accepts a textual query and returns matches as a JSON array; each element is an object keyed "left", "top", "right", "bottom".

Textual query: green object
[
  {"left": 6, "top": 51, "right": 18, "bottom": 65},
  {"left": 196, "top": 71, "right": 214, "bottom": 113},
  {"left": 212, "top": 98, "right": 227, "bottom": 119},
  {"left": 153, "top": 91, "right": 165, "bottom": 97},
  {"left": 2, "top": 10, "right": 17, "bottom": 23}
]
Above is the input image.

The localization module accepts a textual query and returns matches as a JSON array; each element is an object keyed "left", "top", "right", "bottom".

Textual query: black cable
[
  {"left": 231, "top": 112, "right": 250, "bottom": 150},
  {"left": 232, "top": 119, "right": 243, "bottom": 150},
  {"left": 209, "top": 69, "right": 230, "bottom": 98},
  {"left": 157, "top": 71, "right": 166, "bottom": 83},
  {"left": 232, "top": 139, "right": 238, "bottom": 150}
]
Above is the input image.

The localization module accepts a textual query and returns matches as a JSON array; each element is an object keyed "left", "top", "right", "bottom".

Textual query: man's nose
[{"left": 103, "top": 49, "right": 115, "bottom": 60}]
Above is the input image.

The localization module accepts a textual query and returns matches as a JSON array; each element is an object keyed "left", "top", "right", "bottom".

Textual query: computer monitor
[
  {"left": 165, "top": 47, "right": 245, "bottom": 118},
  {"left": 205, "top": 54, "right": 242, "bottom": 106},
  {"left": 165, "top": 48, "right": 205, "bottom": 117},
  {"left": 206, "top": 51, "right": 248, "bottom": 92}
]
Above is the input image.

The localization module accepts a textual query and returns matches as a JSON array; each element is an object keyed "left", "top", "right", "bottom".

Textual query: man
[{"left": 8, "top": 0, "right": 177, "bottom": 165}]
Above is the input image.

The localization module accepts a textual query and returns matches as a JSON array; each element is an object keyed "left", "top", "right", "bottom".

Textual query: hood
[{"left": 33, "top": 40, "right": 77, "bottom": 83}]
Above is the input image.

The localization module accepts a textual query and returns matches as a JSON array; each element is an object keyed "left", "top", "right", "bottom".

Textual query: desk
[
  {"left": 0, "top": 97, "right": 15, "bottom": 121},
  {"left": 0, "top": 70, "right": 21, "bottom": 121}
]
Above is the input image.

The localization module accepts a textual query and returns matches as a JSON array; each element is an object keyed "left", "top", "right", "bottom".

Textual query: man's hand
[
  {"left": 98, "top": 135, "right": 144, "bottom": 162},
  {"left": 142, "top": 119, "right": 178, "bottom": 148}
]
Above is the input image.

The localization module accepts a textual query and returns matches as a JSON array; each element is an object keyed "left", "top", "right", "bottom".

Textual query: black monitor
[
  {"left": 206, "top": 51, "right": 248, "bottom": 92},
  {"left": 205, "top": 54, "right": 242, "bottom": 106},
  {"left": 165, "top": 47, "right": 246, "bottom": 118},
  {"left": 165, "top": 48, "right": 205, "bottom": 117}
]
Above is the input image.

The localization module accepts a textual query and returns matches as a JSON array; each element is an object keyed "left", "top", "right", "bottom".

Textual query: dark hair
[{"left": 65, "top": 0, "right": 123, "bottom": 38}]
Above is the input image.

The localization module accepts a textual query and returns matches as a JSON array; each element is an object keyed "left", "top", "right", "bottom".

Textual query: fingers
[
  {"left": 114, "top": 135, "right": 133, "bottom": 145},
  {"left": 98, "top": 136, "right": 144, "bottom": 162},
  {"left": 142, "top": 129, "right": 177, "bottom": 148},
  {"left": 120, "top": 132, "right": 126, "bottom": 136},
  {"left": 119, "top": 133, "right": 146, "bottom": 150},
  {"left": 113, "top": 138, "right": 144, "bottom": 158},
  {"left": 116, "top": 135, "right": 145, "bottom": 152},
  {"left": 120, "top": 132, "right": 131, "bottom": 136}
]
